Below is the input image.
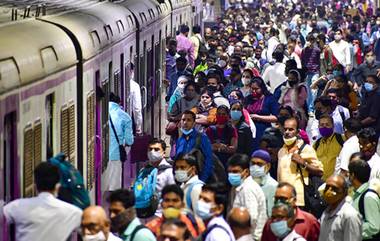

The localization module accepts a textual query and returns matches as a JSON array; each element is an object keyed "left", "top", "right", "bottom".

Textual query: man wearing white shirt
[
  {"left": 129, "top": 64, "right": 143, "bottom": 135},
  {"left": 262, "top": 51, "right": 286, "bottom": 93},
  {"left": 335, "top": 118, "right": 361, "bottom": 176},
  {"left": 266, "top": 28, "right": 280, "bottom": 62},
  {"left": 329, "top": 29, "right": 352, "bottom": 73},
  {"left": 3, "top": 162, "right": 82, "bottom": 241},
  {"left": 358, "top": 128, "right": 380, "bottom": 180}
]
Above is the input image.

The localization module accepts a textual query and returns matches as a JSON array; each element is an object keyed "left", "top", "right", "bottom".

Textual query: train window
[
  {"left": 23, "top": 125, "right": 34, "bottom": 197},
  {"left": 40, "top": 46, "right": 58, "bottom": 72},
  {"left": 116, "top": 20, "right": 124, "bottom": 33},
  {"left": 45, "top": 94, "right": 55, "bottom": 159},
  {"left": 114, "top": 71, "right": 120, "bottom": 97},
  {"left": 139, "top": 13, "right": 144, "bottom": 23},
  {"left": 148, "top": 10, "right": 152, "bottom": 20},
  {"left": 33, "top": 121, "right": 42, "bottom": 170},
  {"left": 142, "top": 13, "right": 147, "bottom": 22},
  {"left": 128, "top": 15, "right": 133, "bottom": 27},
  {"left": 86, "top": 92, "right": 95, "bottom": 190},
  {"left": 90, "top": 31, "right": 101, "bottom": 47},
  {"left": 60, "top": 104, "right": 76, "bottom": 164},
  {"left": 101, "top": 80, "right": 109, "bottom": 173},
  {"left": 109, "top": 61, "right": 113, "bottom": 91},
  {"left": 68, "top": 104, "right": 76, "bottom": 163},
  {"left": 0, "top": 57, "right": 20, "bottom": 92},
  {"left": 129, "top": 46, "right": 133, "bottom": 63}
]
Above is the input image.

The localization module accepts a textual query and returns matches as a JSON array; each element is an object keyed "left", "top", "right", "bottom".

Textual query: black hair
[
  {"left": 227, "top": 153, "right": 250, "bottom": 170},
  {"left": 200, "top": 88, "right": 215, "bottom": 99},
  {"left": 319, "top": 114, "right": 334, "bottom": 125},
  {"left": 192, "top": 25, "right": 201, "bottom": 34},
  {"left": 109, "top": 92, "right": 121, "bottom": 103},
  {"left": 366, "top": 74, "right": 380, "bottom": 84},
  {"left": 184, "top": 81, "right": 200, "bottom": 94},
  {"left": 348, "top": 159, "right": 371, "bottom": 184},
  {"left": 161, "top": 218, "right": 191, "bottom": 240},
  {"left": 277, "top": 182, "right": 297, "bottom": 198},
  {"left": 260, "top": 132, "right": 283, "bottom": 148},
  {"left": 148, "top": 138, "right": 167, "bottom": 151},
  {"left": 272, "top": 201, "right": 295, "bottom": 218},
  {"left": 180, "top": 24, "right": 190, "bottom": 34},
  {"left": 217, "top": 104, "right": 230, "bottom": 113},
  {"left": 202, "top": 182, "right": 228, "bottom": 209},
  {"left": 34, "top": 162, "right": 60, "bottom": 192},
  {"left": 314, "top": 95, "right": 333, "bottom": 107},
  {"left": 176, "top": 56, "right": 188, "bottom": 64},
  {"left": 357, "top": 127, "right": 378, "bottom": 145},
  {"left": 161, "top": 184, "right": 184, "bottom": 201},
  {"left": 272, "top": 50, "right": 284, "bottom": 62},
  {"left": 108, "top": 189, "right": 135, "bottom": 209},
  {"left": 344, "top": 118, "right": 362, "bottom": 134},
  {"left": 350, "top": 152, "right": 364, "bottom": 161},
  {"left": 279, "top": 105, "right": 295, "bottom": 116},
  {"left": 207, "top": 73, "right": 222, "bottom": 84},
  {"left": 284, "top": 116, "right": 299, "bottom": 130},
  {"left": 167, "top": 38, "right": 177, "bottom": 46},
  {"left": 174, "top": 153, "right": 199, "bottom": 173},
  {"left": 182, "top": 110, "right": 196, "bottom": 121},
  {"left": 251, "top": 77, "right": 271, "bottom": 96}
]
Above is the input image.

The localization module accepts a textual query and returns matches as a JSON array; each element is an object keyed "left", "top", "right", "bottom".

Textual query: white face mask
[
  {"left": 82, "top": 231, "right": 106, "bottom": 241},
  {"left": 242, "top": 77, "right": 251, "bottom": 85},
  {"left": 147, "top": 150, "right": 163, "bottom": 162},
  {"left": 175, "top": 170, "right": 190, "bottom": 183}
]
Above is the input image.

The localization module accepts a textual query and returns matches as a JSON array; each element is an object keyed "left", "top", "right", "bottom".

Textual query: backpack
[
  {"left": 314, "top": 133, "right": 345, "bottom": 150},
  {"left": 358, "top": 189, "right": 380, "bottom": 241},
  {"left": 208, "top": 125, "right": 234, "bottom": 145},
  {"left": 186, "top": 180, "right": 204, "bottom": 211},
  {"left": 48, "top": 153, "right": 90, "bottom": 210},
  {"left": 196, "top": 224, "right": 233, "bottom": 241},
  {"left": 129, "top": 225, "right": 149, "bottom": 241},
  {"left": 196, "top": 35, "right": 208, "bottom": 54},
  {"left": 189, "top": 133, "right": 227, "bottom": 184},
  {"left": 133, "top": 164, "right": 171, "bottom": 218}
]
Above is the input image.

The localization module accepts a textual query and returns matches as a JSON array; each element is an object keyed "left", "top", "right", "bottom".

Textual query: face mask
[
  {"left": 366, "top": 56, "right": 375, "bottom": 65},
  {"left": 82, "top": 231, "right": 107, "bottom": 241},
  {"left": 186, "top": 91, "right": 196, "bottom": 99},
  {"left": 110, "top": 211, "right": 130, "bottom": 234},
  {"left": 288, "top": 80, "right": 298, "bottom": 87},
  {"left": 196, "top": 200, "right": 213, "bottom": 220},
  {"left": 250, "top": 165, "right": 266, "bottom": 178},
  {"left": 278, "top": 115, "right": 290, "bottom": 126},
  {"left": 230, "top": 110, "right": 243, "bottom": 121},
  {"left": 364, "top": 82, "right": 374, "bottom": 92},
  {"left": 175, "top": 170, "right": 190, "bottom": 183},
  {"left": 323, "top": 188, "right": 340, "bottom": 205},
  {"left": 332, "top": 70, "right": 343, "bottom": 77},
  {"left": 218, "top": 60, "right": 227, "bottom": 68},
  {"left": 319, "top": 127, "right": 334, "bottom": 137},
  {"left": 334, "top": 34, "right": 342, "bottom": 41},
  {"left": 178, "top": 83, "right": 186, "bottom": 90},
  {"left": 163, "top": 207, "right": 181, "bottom": 219},
  {"left": 270, "top": 220, "right": 291, "bottom": 238},
  {"left": 228, "top": 173, "right": 243, "bottom": 186},
  {"left": 181, "top": 128, "right": 193, "bottom": 135},
  {"left": 207, "top": 85, "right": 218, "bottom": 92},
  {"left": 216, "top": 115, "right": 229, "bottom": 125},
  {"left": 283, "top": 136, "right": 297, "bottom": 146},
  {"left": 242, "top": 77, "right": 251, "bottom": 85},
  {"left": 147, "top": 150, "right": 162, "bottom": 162}
]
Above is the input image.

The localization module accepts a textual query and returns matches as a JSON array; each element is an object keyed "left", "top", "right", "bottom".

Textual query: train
[{"left": 0, "top": 0, "right": 202, "bottom": 239}]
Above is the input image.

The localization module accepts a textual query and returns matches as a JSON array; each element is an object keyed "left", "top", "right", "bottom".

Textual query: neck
[
  {"left": 232, "top": 119, "right": 240, "bottom": 125},
  {"left": 233, "top": 229, "right": 250, "bottom": 240},
  {"left": 328, "top": 198, "right": 344, "bottom": 211},
  {"left": 353, "top": 180, "right": 362, "bottom": 190},
  {"left": 286, "top": 142, "right": 297, "bottom": 150}
]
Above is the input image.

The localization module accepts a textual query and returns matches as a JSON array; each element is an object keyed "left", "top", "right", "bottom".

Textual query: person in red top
[
  {"left": 146, "top": 184, "right": 205, "bottom": 238},
  {"left": 261, "top": 182, "right": 320, "bottom": 241}
]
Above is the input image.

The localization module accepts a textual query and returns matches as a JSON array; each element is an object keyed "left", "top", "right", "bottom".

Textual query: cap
[{"left": 251, "top": 150, "right": 271, "bottom": 163}]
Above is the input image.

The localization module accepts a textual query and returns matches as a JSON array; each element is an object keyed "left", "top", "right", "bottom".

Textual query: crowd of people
[{"left": 4, "top": 0, "right": 380, "bottom": 241}]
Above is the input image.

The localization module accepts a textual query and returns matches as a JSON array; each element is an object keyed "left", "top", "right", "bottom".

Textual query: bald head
[
  {"left": 81, "top": 206, "right": 110, "bottom": 237},
  {"left": 228, "top": 207, "right": 251, "bottom": 239}
]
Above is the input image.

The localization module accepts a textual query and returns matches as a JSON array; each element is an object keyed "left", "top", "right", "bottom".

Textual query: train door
[
  {"left": 2, "top": 112, "right": 18, "bottom": 241},
  {"left": 100, "top": 74, "right": 110, "bottom": 199},
  {"left": 148, "top": 35, "right": 155, "bottom": 137},
  {"left": 154, "top": 31, "right": 163, "bottom": 138},
  {"left": 46, "top": 94, "right": 55, "bottom": 159},
  {"left": 94, "top": 70, "right": 103, "bottom": 204}
]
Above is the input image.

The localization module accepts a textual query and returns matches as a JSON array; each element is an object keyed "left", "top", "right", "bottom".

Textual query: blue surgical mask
[
  {"left": 196, "top": 200, "right": 213, "bottom": 220},
  {"left": 364, "top": 82, "right": 374, "bottom": 92},
  {"left": 228, "top": 173, "right": 242, "bottom": 186},
  {"left": 181, "top": 128, "right": 193, "bottom": 135},
  {"left": 250, "top": 165, "right": 266, "bottom": 178},
  {"left": 270, "top": 220, "right": 291, "bottom": 238},
  {"left": 333, "top": 70, "right": 343, "bottom": 77},
  {"left": 230, "top": 110, "right": 243, "bottom": 121}
]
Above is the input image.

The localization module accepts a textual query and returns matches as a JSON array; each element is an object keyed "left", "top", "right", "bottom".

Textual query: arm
[
  {"left": 199, "top": 135, "right": 214, "bottom": 182},
  {"left": 132, "top": 82, "right": 143, "bottom": 133},
  {"left": 362, "top": 194, "right": 380, "bottom": 239},
  {"left": 124, "top": 115, "right": 134, "bottom": 146},
  {"left": 343, "top": 212, "right": 363, "bottom": 241},
  {"left": 362, "top": 94, "right": 380, "bottom": 126},
  {"left": 188, "top": 41, "right": 195, "bottom": 68}
]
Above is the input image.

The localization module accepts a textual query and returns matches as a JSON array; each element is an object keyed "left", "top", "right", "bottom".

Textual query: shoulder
[
  {"left": 134, "top": 227, "right": 157, "bottom": 241},
  {"left": 55, "top": 198, "right": 83, "bottom": 216},
  {"left": 341, "top": 202, "right": 361, "bottom": 219}
]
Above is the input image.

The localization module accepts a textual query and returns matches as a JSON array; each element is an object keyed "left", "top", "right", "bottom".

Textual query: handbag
[
  {"left": 165, "top": 121, "right": 179, "bottom": 136},
  {"left": 296, "top": 143, "right": 326, "bottom": 218},
  {"left": 109, "top": 116, "right": 127, "bottom": 162}
]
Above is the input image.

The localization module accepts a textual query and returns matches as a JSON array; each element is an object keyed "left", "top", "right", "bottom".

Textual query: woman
[
  {"left": 206, "top": 105, "right": 238, "bottom": 167},
  {"left": 168, "top": 75, "right": 190, "bottom": 113},
  {"left": 274, "top": 69, "right": 308, "bottom": 129},
  {"left": 230, "top": 100, "right": 253, "bottom": 156},
  {"left": 244, "top": 77, "right": 279, "bottom": 150},
  {"left": 169, "top": 82, "right": 200, "bottom": 121},
  {"left": 191, "top": 88, "right": 217, "bottom": 132},
  {"left": 240, "top": 69, "right": 254, "bottom": 97}
]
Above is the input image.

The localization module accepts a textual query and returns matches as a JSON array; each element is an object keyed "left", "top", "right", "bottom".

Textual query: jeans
[{"left": 305, "top": 73, "right": 319, "bottom": 113}]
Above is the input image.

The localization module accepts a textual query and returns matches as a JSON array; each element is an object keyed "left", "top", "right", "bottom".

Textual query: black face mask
[
  {"left": 288, "top": 81, "right": 298, "bottom": 87},
  {"left": 111, "top": 210, "right": 132, "bottom": 234},
  {"left": 207, "top": 85, "right": 218, "bottom": 93}
]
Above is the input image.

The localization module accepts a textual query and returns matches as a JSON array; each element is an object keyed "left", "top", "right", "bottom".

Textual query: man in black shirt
[{"left": 359, "top": 74, "right": 380, "bottom": 137}]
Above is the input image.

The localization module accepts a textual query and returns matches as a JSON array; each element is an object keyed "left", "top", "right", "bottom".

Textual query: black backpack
[
  {"left": 189, "top": 133, "right": 227, "bottom": 184},
  {"left": 314, "top": 133, "right": 345, "bottom": 150},
  {"left": 196, "top": 224, "right": 233, "bottom": 241},
  {"left": 358, "top": 189, "right": 380, "bottom": 241}
]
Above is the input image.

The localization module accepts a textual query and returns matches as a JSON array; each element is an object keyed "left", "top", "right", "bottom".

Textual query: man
[
  {"left": 207, "top": 73, "right": 230, "bottom": 108},
  {"left": 352, "top": 50, "right": 380, "bottom": 89},
  {"left": 175, "top": 110, "right": 213, "bottom": 182},
  {"left": 223, "top": 68, "right": 243, "bottom": 97},
  {"left": 174, "top": 153, "right": 204, "bottom": 213},
  {"left": 196, "top": 182, "right": 236, "bottom": 241},
  {"left": 166, "top": 38, "right": 179, "bottom": 80},
  {"left": 190, "top": 25, "right": 203, "bottom": 60},
  {"left": 335, "top": 118, "right": 362, "bottom": 175},
  {"left": 278, "top": 117, "right": 323, "bottom": 207},
  {"left": 313, "top": 115, "right": 345, "bottom": 180},
  {"left": 168, "top": 57, "right": 191, "bottom": 99},
  {"left": 159, "top": 219, "right": 192, "bottom": 241},
  {"left": 108, "top": 189, "right": 156, "bottom": 241},
  {"left": 228, "top": 207, "right": 254, "bottom": 241},
  {"left": 227, "top": 154, "right": 267, "bottom": 240},
  {"left": 349, "top": 159, "right": 380, "bottom": 240},
  {"left": 319, "top": 175, "right": 362, "bottom": 241},
  {"left": 128, "top": 63, "right": 142, "bottom": 135},
  {"left": 252, "top": 45, "right": 268, "bottom": 71},
  {"left": 250, "top": 150, "right": 278, "bottom": 217},
  {"left": 259, "top": 131, "right": 284, "bottom": 179},
  {"left": 358, "top": 128, "right": 380, "bottom": 180},
  {"left": 329, "top": 29, "right": 352, "bottom": 73},
  {"left": 3, "top": 162, "right": 82, "bottom": 241},
  {"left": 176, "top": 24, "right": 195, "bottom": 68},
  {"left": 262, "top": 50, "right": 286, "bottom": 93},
  {"left": 81, "top": 206, "right": 121, "bottom": 241},
  {"left": 326, "top": 88, "right": 350, "bottom": 127},
  {"left": 359, "top": 75, "right": 380, "bottom": 136},
  {"left": 146, "top": 184, "right": 204, "bottom": 237},
  {"left": 261, "top": 182, "right": 320, "bottom": 241},
  {"left": 266, "top": 28, "right": 280, "bottom": 62},
  {"left": 106, "top": 93, "right": 133, "bottom": 191}
]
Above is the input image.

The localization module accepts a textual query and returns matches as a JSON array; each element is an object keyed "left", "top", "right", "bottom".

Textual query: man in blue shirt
[
  {"left": 104, "top": 93, "right": 133, "bottom": 191},
  {"left": 167, "top": 57, "right": 192, "bottom": 100},
  {"left": 175, "top": 110, "right": 213, "bottom": 182}
]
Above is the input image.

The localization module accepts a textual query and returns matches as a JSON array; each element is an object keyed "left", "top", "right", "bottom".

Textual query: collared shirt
[
  {"left": 190, "top": 33, "right": 202, "bottom": 59},
  {"left": 130, "top": 79, "right": 142, "bottom": 132},
  {"left": 331, "top": 105, "right": 350, "bottom": 134},
  {"left": 205, "top": 216, "right": 235, "bottom": 241},
  {"left": 278, "top": 139, "right": 323, "bottom": 206},
  {"left": 283, "top": 230, "right": 306, "bottom": 241},
  {"left": 352, "top": 182, "right": 380, "bottom": 240},
  {"left": 257, "top": 174, "right": 278, "bottom": 217},
  {"left": 368, "top": 153, "right": 380, "bottom": 180},
  {"left": 335, "top": 135, "right": 360, "bottom": 173},
  {"left": 122, "top": 217, "right": 156, "bottom": 241},
  {"left": 175, "top": 129, "right": 213, "bottom": 182},
  {"left": 352, "top": 62, "right": 380, "bottom": 84},
  {"left": 319, "top": 200, "right": 362, "bottom": 241},
  {"left": 156, "top": 159, "right": 175, "bottom": 196},
  {"left": 231, "top": 176, "right": 267, "bottom": 240},
  {"left": 182, "top": 175, "right": 204, "bottom": 213},
  {"left": 3, "top": 192, "right": 82, "bottom": 241},
  {"left": 359, "top": 89, "right": 380, "bottom": 132},
  {"left": 329, "top": 40, "right": 352, "bottom": 67},
  {"left": 176, "top": 33, "right": 195, "bottom": 67},
  {"left": 237, "top": 234, "right": 255, "bottom": 241},
  {"left": 261, "top": 208, "right": 320, "bottom": 241},
  {"left": 108, "top": 232, "right": 122, "bottom": 241},
  {"left": 314, "top": 134, "right": 344, "bottom": 180},
  {"left": 262, "top": 62, "right": 287, "bottom": 93},
  {"left": 109, "top": 102, "right": 134, "bottom": 161},
  {"left": 165, "top": 51, "right": 179, "bottom": 79}
]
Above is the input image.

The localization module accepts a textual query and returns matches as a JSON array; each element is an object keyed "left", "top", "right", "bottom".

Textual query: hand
[
  {"left": 136, "top": 129, "right": 143, "bottom": 136},
  {"left": 353, "top": 82, "right": 359, "bottom": 92},
  {"left": 345, "top": 65, "right": 352, "bottom": 73},
  {"left": 250, "top": 114, "right": 260, "bottom": 121},
  {"left": 291, "top": 153, "right": 305, "bottom": 166},
  {"left": 376, "top": 69, "right": 380, "bottom": 77}
]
